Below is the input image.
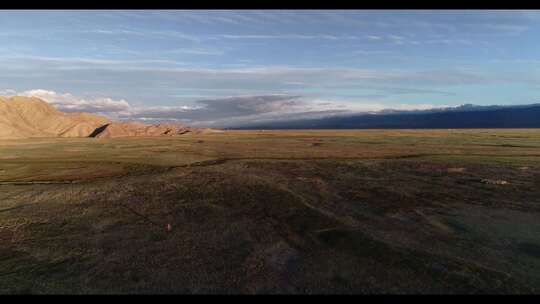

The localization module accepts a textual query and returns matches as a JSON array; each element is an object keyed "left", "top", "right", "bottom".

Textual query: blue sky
[{"left": 2, "top": 10, "right": 540, "bottom": 126}]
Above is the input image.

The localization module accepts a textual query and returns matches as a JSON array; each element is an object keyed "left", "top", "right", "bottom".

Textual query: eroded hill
[
  {"left": 0, "top": 96, "right": 111, "bottom": 139},
  {"left": 0, "top": 96, "right": 206, "bottom": 139}
]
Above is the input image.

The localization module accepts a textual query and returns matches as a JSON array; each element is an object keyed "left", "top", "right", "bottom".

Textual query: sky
[{"left": 2, "top": 10, "right": 540, "bottom": 126}]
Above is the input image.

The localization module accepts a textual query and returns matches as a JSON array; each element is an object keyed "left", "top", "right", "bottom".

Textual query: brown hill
[
  {"left": 0, "top": 96, "right": 111, "bottom": 139},
  {"left": 91, "top": 122, "right": 191, "bottom": 138},
  {"left": 0, "top": 96, "right": 218, "bottom": 139}
]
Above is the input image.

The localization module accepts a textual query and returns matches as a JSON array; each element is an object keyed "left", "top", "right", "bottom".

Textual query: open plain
[{"left": 1, "top": 129, "right": 540, "bottom": 294}]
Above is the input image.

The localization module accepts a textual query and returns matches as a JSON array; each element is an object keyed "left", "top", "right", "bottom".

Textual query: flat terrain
[{"left": 1, "top": 129, "right": 540, "bottom": 294}]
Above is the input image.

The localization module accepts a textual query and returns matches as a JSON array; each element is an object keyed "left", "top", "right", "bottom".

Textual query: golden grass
[
  {"left": 1, "top": 129, "right": 539, "bottom": 182},
  {"left": 1, "top": 129, "right": 540, "bottom": 293}
]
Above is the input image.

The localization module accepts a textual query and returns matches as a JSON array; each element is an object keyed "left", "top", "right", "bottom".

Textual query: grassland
[{"left": 1, "top": 129, "right": 540, "bottom": 293}]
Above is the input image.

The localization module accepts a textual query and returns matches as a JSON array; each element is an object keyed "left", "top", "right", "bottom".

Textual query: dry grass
[{"left": 1, "top": 129, "right": 540, "bottom": 294}]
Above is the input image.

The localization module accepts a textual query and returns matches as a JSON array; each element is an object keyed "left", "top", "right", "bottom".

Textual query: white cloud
[
  {"left": 219, "top": 34, "right": 360, "bottom": 40},
  {"left": 118, "top": 94, "right": 445, "bottom": 127},
  {"left": 366, "top": 35, "right": 382, "bottom": 40},
  {"left": 18, "top": 89, "right": 130, "bottom": 115},
  {"left": 0, "top": 89, "right": 17, "bottom": 96},
  {"left": 0, "top": 55, "right": 494, "bottom": 89},
  {"left": 163, "top": 48, "right": 225, "bottom": 56}
]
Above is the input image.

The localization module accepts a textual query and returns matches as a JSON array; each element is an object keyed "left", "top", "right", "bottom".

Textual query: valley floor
[{"left": 1, "top": 129, "right": 540, "bottom": 294}]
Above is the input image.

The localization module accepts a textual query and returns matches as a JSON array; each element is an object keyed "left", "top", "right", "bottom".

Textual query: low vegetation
[{"left": 1, "top": 129, "right": 539, "bottom": 293}]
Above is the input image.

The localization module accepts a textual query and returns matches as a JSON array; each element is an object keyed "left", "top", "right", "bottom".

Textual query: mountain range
[{"left": 235, "top": 103, "right": 540, "bottom": 129}]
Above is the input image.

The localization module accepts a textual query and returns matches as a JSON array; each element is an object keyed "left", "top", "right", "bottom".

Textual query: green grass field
[{"left": 1, "top": 129, "right": 540, "bottom": 293}]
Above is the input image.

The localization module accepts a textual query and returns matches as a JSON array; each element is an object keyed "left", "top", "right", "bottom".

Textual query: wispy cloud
[
  {"left": 0, "top": 55, "right": 187, "bottom": 71},
  {"left": 219, "top": 34, "right": 361, "bottom": 40},
  {"left": 0, "top": 54, "right": 496, "bottom": 107},
  {"left": 1, "top": 10, "right": 539, "bottom": 113},
  {"left": 366, "top": 35, "right": 382, "bottom": 40},
  {"left": 0, "top": 55, "right": 489, "bottom": 86},
  {"left": 162, "top": 48, "right": 225, "bottom": 56}
]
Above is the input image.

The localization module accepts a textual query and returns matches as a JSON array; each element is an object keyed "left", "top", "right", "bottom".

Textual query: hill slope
[
  {"left": 0, "top": 96, "right": 111, "bottom": 139},
  {"left": 91, "top": 122, "right": 191, "bottom": 138},
  {"left": 0, "top": 96, "right": 200, "bottom": 139}
]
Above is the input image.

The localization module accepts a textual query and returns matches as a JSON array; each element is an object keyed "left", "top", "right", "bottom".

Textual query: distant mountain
[
  {"left": 235, "top": 103, "right": 540, "bottom": 129},
  {"left": 0, "top": 96, "right": 193, "bottom": 139}
]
